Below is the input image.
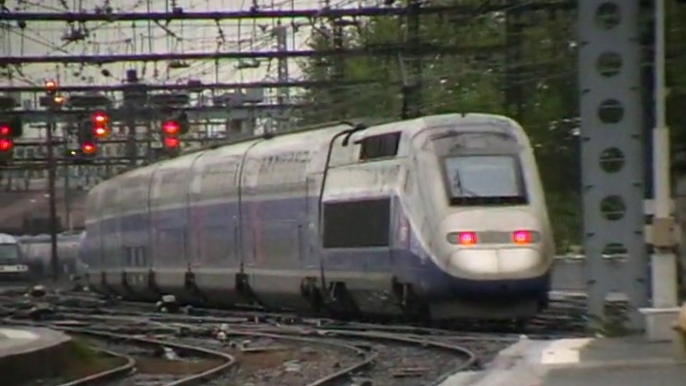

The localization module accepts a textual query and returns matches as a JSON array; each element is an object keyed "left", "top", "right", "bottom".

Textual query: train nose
[
  {"left": 446, "top": 247, "right": 543, "bottom": 277},
  {"left": 437, "top": 208, "right": 546, "bottom": 279},
  {"left": 439, "top": 207, "right": 541, "bottom": 233}
]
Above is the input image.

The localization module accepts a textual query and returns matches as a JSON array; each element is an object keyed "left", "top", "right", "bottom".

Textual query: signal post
[{"left": 44, "top": 80, "right": 61, "bottom": 281}]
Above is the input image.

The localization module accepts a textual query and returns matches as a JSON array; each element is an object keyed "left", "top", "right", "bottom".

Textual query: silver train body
[
  {"left": 17, "top": 232, "right": 85, "bottom": 280},
  {"left": 0, "top": 233, "right": 30, "bottom": 281},
  {"left": 82, "top": 113, "right": 555, "bottom": 320}
]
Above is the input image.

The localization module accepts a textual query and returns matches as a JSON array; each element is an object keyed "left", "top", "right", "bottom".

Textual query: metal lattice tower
[{"left": 578, "top": 0, "right": 649, "bottom": 329}]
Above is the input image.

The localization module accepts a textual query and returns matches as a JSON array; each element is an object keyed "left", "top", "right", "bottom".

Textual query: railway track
[
  {"left": 20, "top": 288, "right": 595, "bottom": 335},
  {"left": 1, "top": 292, "right": 488, "bottom": 386},
  {"left": 5, "top": 322, "right": 236, "bottom": 386},
  {"left": 7, "top": 314, "right": 481, "bottom": 386}
]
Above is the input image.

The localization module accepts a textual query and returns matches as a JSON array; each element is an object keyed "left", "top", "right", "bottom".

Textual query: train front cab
[
  {"left": 410, "top": 120, "right": 554, "bottom": 320},
  {"left": 0, "top": 235, "right": 30, "bottom": 282}
]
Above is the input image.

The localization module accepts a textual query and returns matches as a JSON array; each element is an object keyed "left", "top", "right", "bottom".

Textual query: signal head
[
  {"left": 81, "top": 142, "right": 97, "bottom": 154},
  {"left": 91, "top": 111, "right": 108, "bottom": 125},
  {"left": 162, "top": 120, "right": 180, "bottom": 135},
  {"left": 164, "top": 136, "right": 180, "bottom": 148},
  {"left": 44, "top": 80, "right": 57, "bottom": 94},
  {"left": 0, "top": 125, "right": 10, "bottom": 136},
  {"left": 0, "top": 138, "right": 13, "bottom": 152},
  {"left": 93, "top": 126, "right": 109, "bottom": 138}
]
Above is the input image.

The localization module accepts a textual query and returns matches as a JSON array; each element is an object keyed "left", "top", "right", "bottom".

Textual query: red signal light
[
  {"left": 91, "top": 111, "right": 108, "bottom": 125},
  {"left": 162, "top": 121, "right": 180, "bottom": 135},
  {"left": 93, "top": 126, "right": 109, "bottom": 138},
  {"left": 0, "top": 126, "right": 10, "bottom": 136},
  {"left": 164, "top": 136, "right": 180, "bottom": 148},
  {"left": 0, "top": 138, "right": 13, "bottom": 152},
  {"left": 512, "top": 230, "right": 532, "bottom": 245},
  {"left": 44, "top": 80, "right": 57, "bottom": 94},
  {"left": 81, "top": 142, "right": 96, "bottom": 154}
]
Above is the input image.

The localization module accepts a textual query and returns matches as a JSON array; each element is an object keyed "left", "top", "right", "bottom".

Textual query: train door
[
  {"left": 304, "top": 140, "right": 330, "bottom": 284},
  {"left": 304, "top": 168, "right": 322, "bottom": 274}
]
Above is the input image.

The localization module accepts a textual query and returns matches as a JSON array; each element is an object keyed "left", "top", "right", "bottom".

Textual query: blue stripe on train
[{"left": 83, "top": 195, "right": 548, "bottom": 300}]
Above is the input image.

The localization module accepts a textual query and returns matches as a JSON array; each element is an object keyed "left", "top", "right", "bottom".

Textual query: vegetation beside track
[{"left": 15, "top": 339, "right": 126, "bottom": 386}]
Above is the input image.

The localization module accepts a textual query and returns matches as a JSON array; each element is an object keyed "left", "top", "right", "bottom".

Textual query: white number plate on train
[{"left": 0, "top": 265, "right": 28, "bottom": 272}]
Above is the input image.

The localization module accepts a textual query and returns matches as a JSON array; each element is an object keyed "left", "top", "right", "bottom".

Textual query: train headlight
[
  {"left": 512, "top": 230, "right": 541, "bottom": 245},
  {"left": 513, "top": 230, "right": 531, "bottom": 244},
  {"left": 446, "top": 232, "right": 478, "bottom": 246}
]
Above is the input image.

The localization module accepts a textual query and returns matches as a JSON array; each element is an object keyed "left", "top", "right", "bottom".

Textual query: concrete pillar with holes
[{"left": 578, "top": 0, "right": 649, "bottom": 330}]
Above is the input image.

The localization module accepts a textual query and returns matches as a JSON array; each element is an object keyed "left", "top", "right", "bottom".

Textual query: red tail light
[
  {"left": 0, "top": 126, "right": 10, "bottom": 136},
  {"left": 457, "top": 232, "right": 477, "bottom": 246},
  {"left": 512, "top": 230, "right": 532, "bottom": 245}
]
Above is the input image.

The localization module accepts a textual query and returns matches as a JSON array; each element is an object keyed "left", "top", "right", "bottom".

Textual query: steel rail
[
  {"left": 57, "top": 347, "right": 136, "bottom": 386},
  {"left": 285, "top": 327, "right": 480, "bottom": 385},
  {"left": 55, "top": 326, "right": 237, "bottom": 386},
  {"left": 3, "top": 312, "right": 375, "bottom": 386},
  {"left": 2, "top": 318, "right": 238, "bottom": 386},
  {"left": 58, "top": 316, "right": 376, "bottom": 386},
  {"left": 66, "top": 311, "right": 478, "bottom": 385},
  {"left": 214, "top": 328, "right": 376, "bottom": 386},
  {"left": 196, "top": 324, "right": 478, "bottom": 385}
]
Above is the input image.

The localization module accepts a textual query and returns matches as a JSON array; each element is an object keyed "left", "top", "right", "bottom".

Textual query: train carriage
[
  {"left": 82, "top": 113, "right": 555, "bottom": 322},
  {"left": 0, "top": 233, "right": 30, "bottom": 281}
]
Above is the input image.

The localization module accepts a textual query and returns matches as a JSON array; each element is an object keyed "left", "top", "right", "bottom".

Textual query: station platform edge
[{"left": 440, "top": 336, "right": 686, "bottom": 386}]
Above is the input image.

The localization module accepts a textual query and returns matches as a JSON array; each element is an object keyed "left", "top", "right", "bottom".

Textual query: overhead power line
[
  {"left": 0, "top": 44, "right": 504, "bottom": 65},
  {"left": 0, "top": 2, "right": 575, "bottom": 22},
  {"left": 0, "top": 79, "right": 394, "bottom": 93}
]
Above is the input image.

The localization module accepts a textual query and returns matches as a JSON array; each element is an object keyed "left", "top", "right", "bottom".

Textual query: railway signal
[
  {"left": 161, "top": 119, "right": 181, "bottom": 154},
  {"left": 0, "top": 138, "right": 12, "bottom": 152},
  {"left": 0, "top": 117, "right": 23, "bottom": 139},
  {"left": 75, "top": 118, "right": 98, "bottom": 163},
  {"left": 164, "top": 136, "right": 180, "bottom": 148},
  {"left": 44, "top": 79, "right": 57, "bottom": 95},
  {"left": 91, "top": 111, "right": 110, "bottom": 138},
  {"left": 81, "top": 142, "right": 97, "bottom": 155},
  {"left": 162, "top": 120, "right": 180, "bottom": 136},
  {"left": 0, "top": 118, "right": 21, "bottom": 163}
]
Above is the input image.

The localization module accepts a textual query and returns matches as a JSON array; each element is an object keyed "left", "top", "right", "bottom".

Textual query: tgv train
[
  {"left": 17, "top": 232, "right": 86, "bottom": 280},
  {"left": 81, "top": 113, "right": 555, "bottom": 321},
  {"left": 0, "top": 233, "right": 31, "bottom": 281}
]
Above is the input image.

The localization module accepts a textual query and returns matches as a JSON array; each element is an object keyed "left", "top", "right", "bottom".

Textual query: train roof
[
  {"left": 15, "top": 232, "right": 84, "bottom": 243},
  {"left": 0, "top": 233, "right": 18, "bottom": 244},
  {"left": 87, "top": 113, "right": 528, "bottom": 197}
]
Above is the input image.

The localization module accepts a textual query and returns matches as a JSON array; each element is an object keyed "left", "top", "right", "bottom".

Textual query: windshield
[
  {"left": 443, "top": 155, "right": 527, "bottom": 205},
  {"left": 0, "top": 244, "right": 20, "bottom": 260}
]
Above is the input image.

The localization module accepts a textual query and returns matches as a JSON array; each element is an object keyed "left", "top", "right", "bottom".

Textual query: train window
[
  {"left": 443, "top": 155, "right": 528, "bottom": 205},
  {"left": 0, "top": 244, "right": 19, "bottom": 260},
  {"left": 359, "top": 132, "right": 401, "bottom": 161},
  {"left": 323, "top": 198, "right": 391, "bottom": 248}
]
